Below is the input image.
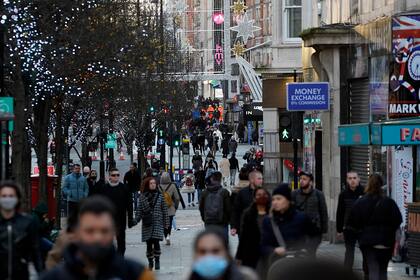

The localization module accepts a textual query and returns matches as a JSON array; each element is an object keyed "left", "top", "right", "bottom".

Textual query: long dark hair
[
  {"left": 365, "top": 174, "right": 384, "bottom": 196},
  {"left": 253, "top": 187, "right": 271, "bottom": 212}
]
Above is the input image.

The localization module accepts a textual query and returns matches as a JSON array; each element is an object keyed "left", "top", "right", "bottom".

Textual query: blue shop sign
[
  {"left": 287, "top": 82, "right": 330, "bottom": 111},
  {"left": 382, "top": 124, "right": 420, "bottom": 145},
  {"left": 338, "top": 124, "right": 370, "bottom": 146}
]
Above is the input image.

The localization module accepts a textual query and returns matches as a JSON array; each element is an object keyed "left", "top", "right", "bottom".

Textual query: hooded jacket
[{"left": 159, "top": 173, "right": 180, "bottom": 216}]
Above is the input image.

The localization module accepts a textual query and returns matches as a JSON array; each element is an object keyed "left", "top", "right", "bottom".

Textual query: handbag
[{"left": 142, "top": 194, "right": 159, "bottom": 227}]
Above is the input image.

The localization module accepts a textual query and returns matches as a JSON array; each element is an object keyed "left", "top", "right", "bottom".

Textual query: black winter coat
[
  {"left": 123, "top": 171, "right": 141, "bottom": 193},
  {"left": 347, "top": 194, "right": 402, "bottom": 248},
  {"left": 96, "top": 183, "right": 133, "bottom": 229},
  {"left": 336, "top": 185, "right": 364, "bottom": 233},
  {"left": 199, "top": 185, "right": 231, "bottom": 226},
  {"left": 0, "top": 213, "right": 42, "bottom": 280},
  {"left": 40, "top": 243, "right": 150, "bottom": 280},
  {"left": 231, "top": 186, "right": 254, "bottom": 232},
  {"left": 236, "top": 204, "right": 267, "bottom": 268},
  {"left": 260, "top": 208, "right": 314, "bottom": 257}
]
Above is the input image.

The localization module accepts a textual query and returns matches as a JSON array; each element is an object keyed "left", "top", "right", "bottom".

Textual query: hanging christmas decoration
[
  {"left": 232, "top": 42, "right": 246, "bottom": 57},
  {"left": 230, "top": 13, "right": 261, "bottom": 43},
  {"left": 231, "top": 1, "right": 247, "bottom": 16}
]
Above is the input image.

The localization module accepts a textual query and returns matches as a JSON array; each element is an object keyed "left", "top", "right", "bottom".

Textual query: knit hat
[
  {"left": 160, "top": 172, "right": 172, "bottom": 185},
  {"left": 272, "top": 183, "right": 291, "bottom": 201},
  {"left": 299, "top": 171, "right": 314, "bottom": 181}
]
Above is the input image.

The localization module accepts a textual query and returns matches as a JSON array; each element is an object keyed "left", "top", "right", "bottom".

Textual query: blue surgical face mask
[{"left": 193, "top": 255, "right": 228, "bottom": 279}]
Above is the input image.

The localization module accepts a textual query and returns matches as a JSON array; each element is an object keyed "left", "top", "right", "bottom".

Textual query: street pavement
[{"left": 126, "top": 209, "right": 410, "bottom": 280}]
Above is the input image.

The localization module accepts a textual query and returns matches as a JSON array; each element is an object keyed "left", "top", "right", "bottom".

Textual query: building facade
[{"left": 301, "top": 0, "right": 420, "bottom": 241}]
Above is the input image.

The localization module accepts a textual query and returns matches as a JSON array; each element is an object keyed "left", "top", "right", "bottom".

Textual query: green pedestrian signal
[
  {"left": 279, "top": 113, "right": 292, "bottom": 143},
  {"left": 149, "top": 106, "right": 155, "bottom": 112}
]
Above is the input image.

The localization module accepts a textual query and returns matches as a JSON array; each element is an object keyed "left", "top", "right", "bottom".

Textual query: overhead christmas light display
[
  {"left": 230, "top": 12, "right": 261, "bottom": 44},
  {"left": 231, "top": 1, "right": 247, "bottom": 15},
  {"left": 232, "top": 42, "right": 246, "bottom": 57},
  {"left": 212, "top": 12, "right": 225, "bottom": 25}
]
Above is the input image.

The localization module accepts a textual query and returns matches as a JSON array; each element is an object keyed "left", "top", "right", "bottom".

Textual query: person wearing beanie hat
[
  {"left": 159, "top": 172, "right": 180, "bottom": 246},
  {"left": 260, "top": 183, "right": 315, "bottom": 271}
]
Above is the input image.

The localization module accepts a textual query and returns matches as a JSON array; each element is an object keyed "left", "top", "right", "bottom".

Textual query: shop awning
[{"left": 338, "top": 118, "right": 420, "bottom": 146}]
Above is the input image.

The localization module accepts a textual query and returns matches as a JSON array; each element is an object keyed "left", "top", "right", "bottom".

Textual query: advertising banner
[
  {"left": 392, "top": 146, "right": 413, "bottom": 228},
  {"left": 389, "top": 15, "right": 420, "bottom": 118}
]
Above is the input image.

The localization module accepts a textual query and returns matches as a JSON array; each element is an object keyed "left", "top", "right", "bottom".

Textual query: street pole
[
  {"left": 109, "top": 111, "right": 115, "bottom": 170},
  {"left": 293, "top": 70, "right": 298, "bottom": 189},
  {"left": 169, "top": 121, "right": 174, "bottom": 177},
  {"left": 99, "top": 115, "right": 105, "bottom": 181}
]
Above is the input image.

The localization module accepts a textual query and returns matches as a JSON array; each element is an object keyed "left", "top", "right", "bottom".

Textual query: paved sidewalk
[{"left": 126, "top": 209, "right": 411, "bottom": 280}]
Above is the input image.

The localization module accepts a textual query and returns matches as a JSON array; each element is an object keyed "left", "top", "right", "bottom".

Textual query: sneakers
[
  {"left": 188, "top": 203, "right": 191, "bottom": 207},
  {"left": 191, "top": 202, "right": 195, "bottom": 207},
  {"left": 166, "top": 236, "right": 171, "bottom": 246}
]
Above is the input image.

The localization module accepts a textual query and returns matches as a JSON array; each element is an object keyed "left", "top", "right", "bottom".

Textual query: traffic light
[
  {"left": 149, "top": 106, "right": 155, "bottom": 113},
  {"left": 173, "top": 134, "right": 181, "bottom": 147},
  {"left": 279, "top": 112, "right": 292, "bottom": 142},
  {"left": 157, "top": 128, "right": 166, "bottom": 146}
]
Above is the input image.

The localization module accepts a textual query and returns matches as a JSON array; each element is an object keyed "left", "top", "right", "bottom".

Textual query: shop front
[{"left": 339, "top": 119, "right": 420, "bottom": 228}]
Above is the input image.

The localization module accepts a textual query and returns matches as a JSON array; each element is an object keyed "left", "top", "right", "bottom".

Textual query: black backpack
[{"left": 204, "top": 188, "right": 224, "bottom": 224}]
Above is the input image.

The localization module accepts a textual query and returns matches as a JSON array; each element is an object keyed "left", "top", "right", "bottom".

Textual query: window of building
[{"left": 283, "top": 0, "right": 302, "bottom": 43}]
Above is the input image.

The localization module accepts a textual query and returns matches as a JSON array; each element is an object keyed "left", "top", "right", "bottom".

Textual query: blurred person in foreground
[
  {"left": 41, "top": 196, "right": 153, "bottom": 280},
  {"left": 236, "top": 187, "right": 271, "bottom": 270},
  {"left": 0, "top": 181, "right": 42, "bottom": 279},
  {"left": 347, "top": 174, "right": 402, "bottom": 280},
  {"left": 187, "top": 228, "right": 258, "bottom": 280},
  {"left": 267, "top": 258, "right": 360, "bottom": 280}
]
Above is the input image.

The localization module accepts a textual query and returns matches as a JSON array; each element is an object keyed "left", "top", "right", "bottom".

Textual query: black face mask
[
  {"left": 77, "top": 242, "right": 114, "bottom": 264},
  {"left": 90, "top": 176, "right": 97, "bottom": 180}
]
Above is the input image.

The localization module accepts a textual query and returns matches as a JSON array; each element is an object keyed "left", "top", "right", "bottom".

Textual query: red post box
[{"left": 31, "top": 175, "right": 58, "bottom": 219}]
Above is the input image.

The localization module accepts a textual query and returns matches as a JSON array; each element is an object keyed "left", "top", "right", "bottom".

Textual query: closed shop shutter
[{"left": 349, "top": 78, "right": 370, "bottom": 185}]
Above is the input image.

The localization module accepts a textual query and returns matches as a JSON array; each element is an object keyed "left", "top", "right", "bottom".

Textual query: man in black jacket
[
  {"left": 41, "top": 196, "right": 154, "bottom": 280},
  {"left": 336, "top": 171, "right": 365, "bottom": 269},
  {"left": 123, "top": 164, "right": 141, "bottom": 212},
  {"left": 231, "top": 170, "right": 263, "bottom": 236},
  {"left": 96, "top": 168, "right": 134, "bottom": 255}
]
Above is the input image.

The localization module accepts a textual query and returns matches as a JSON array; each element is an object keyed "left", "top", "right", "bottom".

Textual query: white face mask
[{"left": 0, "top": 197, "right": 18, "bottom": 211}]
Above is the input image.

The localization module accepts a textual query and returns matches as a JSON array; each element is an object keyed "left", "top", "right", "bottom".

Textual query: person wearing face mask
[
  {"left": 261, "top": 183, "right": 315, "bottom": 272},
  {"left": 236, "top": 187, "right": 271, "bottom": 270},
  {"left": 41, "top": 196, "right": 154, "bottom": 280},
  {"left": 62, "top": 164, "right": 89, "bottom": 217},
  {"left": 0, "top": 181, "right": 42, "bottom": 279},
  {"left": 188, "top": 228, "right": 258, "bottom": 280},
  {"left": 95, "top": 168, "right": 135, "bottom": 256},
  {"left": 136, "top": 177, "right": 170, "bottom": 270}
]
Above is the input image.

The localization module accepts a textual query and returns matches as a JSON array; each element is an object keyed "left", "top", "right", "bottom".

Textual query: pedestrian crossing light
[
  {"left": 159, "top": 130, "right": 164, "bottom": 137},
  {"left": 279, "top": 113, "right": 292, "bottom": 143},
  {"left": 149, "top": 106, "right": 155, "bottom": 113}
]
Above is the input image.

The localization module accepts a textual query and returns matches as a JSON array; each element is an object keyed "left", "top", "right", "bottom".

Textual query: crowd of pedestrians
[{"left": 0, "top": 144, "right": 404, "bottom": 280}]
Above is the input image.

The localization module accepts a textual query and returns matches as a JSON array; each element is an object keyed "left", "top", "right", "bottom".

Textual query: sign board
[
  {"left": 243, "top": 102, "right": 263, "bottom": 121},
  {"left": 338, "top": 124, "right": 370, "bottom": 146},
  {"left": 287, "top": 82, "right": 330, "bottom": 111},
  {"left": 0, "top": 97, "right": 14, "bottom": 131},
  {"left": 105, "top": 133, "right": 117, "bottom": 149},
  {"left": 382, "top": 124, "right": 420, "bottom": 145},
  {"left": 392, "top": 146, "right": 413, "bottom": 228},
  {"left": 371, "top": 123, "right": 382, "bottom": 145},
  {"left": 389, "top": 15, "right": 420, "bottom": 118}
]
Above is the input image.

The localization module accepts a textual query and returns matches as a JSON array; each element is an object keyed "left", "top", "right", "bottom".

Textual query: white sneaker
[{"left": 166, "top": 237, "right": 171, "bottom": 246}]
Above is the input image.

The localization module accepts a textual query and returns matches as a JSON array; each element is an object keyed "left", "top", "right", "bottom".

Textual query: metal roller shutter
[{"left": 348, "top": 79, "right": 370, "bottom": 185}]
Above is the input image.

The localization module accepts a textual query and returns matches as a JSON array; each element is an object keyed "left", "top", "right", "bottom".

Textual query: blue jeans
[
  {"left": 188, "top": 192, "right": 195, "bottom": 203},
  {"left": 197, "top": 188, "right": 203, "bottom": 202}
]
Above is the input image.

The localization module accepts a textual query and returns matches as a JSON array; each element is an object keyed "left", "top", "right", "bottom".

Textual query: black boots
[
  {"left": 155, "top": 257, "right": 160, "bottom": 270},
  {"left": 148, "top": 258, "right": 154, "bottom": 270}
]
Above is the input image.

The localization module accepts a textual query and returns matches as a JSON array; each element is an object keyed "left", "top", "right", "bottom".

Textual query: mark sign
[{"left": 287, "top": 82, "right": 330, "bottom": 111}]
